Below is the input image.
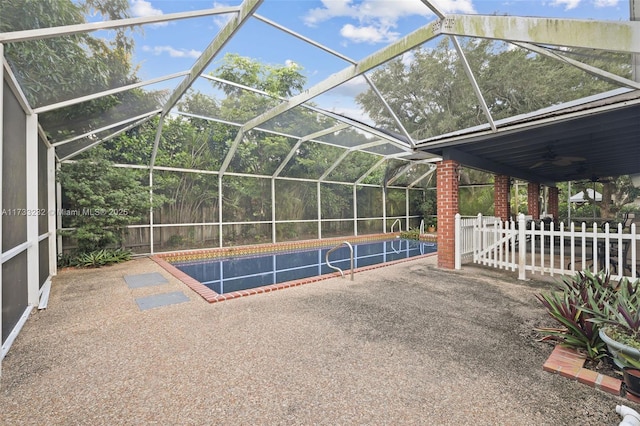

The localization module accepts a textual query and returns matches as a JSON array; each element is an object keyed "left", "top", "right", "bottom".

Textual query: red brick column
[
  {"left": 528, "top": 183, "right": 540, "bottom": 220},
  {"left": 548, "top": 187, "right": 559, "bottom": 220},
  {"left": 494, "top": 175, "right": 510, "bottom": 222},
  {"left": 437, "top": 160, "right": 459, "bottom": 269}
]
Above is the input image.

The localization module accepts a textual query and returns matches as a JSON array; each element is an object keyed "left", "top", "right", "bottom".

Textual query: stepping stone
[
  {"left": 124, "top": 272, "right": 168, "bottom": 289},
  {"left": 135, "top": 291, "right": 190, "bottom": 311}
]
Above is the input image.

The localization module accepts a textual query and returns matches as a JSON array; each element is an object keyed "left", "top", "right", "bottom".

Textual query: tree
[
  {"left": 59, "top": 150, "right": 154, "bottom": 252},
  {"left": 357, "top": 37, "right": 635, "bottom": 216},
  {"left": 569, "top": 177, "right": 640, "bottom": 220},
  {"left": 357, "top": 38, "right": 628, "bottom": 140},
  {"left": 0, "top": 0, "right": 164, "bottom": 143}
]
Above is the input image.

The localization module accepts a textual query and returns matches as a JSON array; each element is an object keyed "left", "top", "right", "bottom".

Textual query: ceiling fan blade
[
  {"left": 553, "top": 158, "right": 573, "bottom": 166},
  {"left": 530, "top": 160, "right": 547, "bottom": 169}
]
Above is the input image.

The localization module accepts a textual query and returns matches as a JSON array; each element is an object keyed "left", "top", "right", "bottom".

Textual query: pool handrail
[
  {"left": 326, "top": 241, "right": 354, "bottom": 281},
  {"left": 390, "top": 218, "right": 402, "bottom": 233}
]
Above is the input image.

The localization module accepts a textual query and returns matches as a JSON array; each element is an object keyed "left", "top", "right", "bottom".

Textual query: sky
[{"left": 115, "top": 0, "right": 632, "bottom": 121}]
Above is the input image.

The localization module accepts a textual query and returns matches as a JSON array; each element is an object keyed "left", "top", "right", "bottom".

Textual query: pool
[{"left": 170, "top": 238, "right": 436, "bottom": 295}]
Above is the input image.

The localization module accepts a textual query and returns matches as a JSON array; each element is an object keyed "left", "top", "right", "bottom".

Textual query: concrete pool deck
[{"left": 0, "top": 255, "right": 634, "bottom": 424}]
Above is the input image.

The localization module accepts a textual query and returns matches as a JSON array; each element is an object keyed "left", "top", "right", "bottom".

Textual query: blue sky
[{"left": 119, "top": 0, "right": 631, "bottom": 120}]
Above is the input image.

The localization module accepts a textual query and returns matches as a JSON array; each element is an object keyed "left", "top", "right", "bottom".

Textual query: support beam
[
  {"left": 408, "top": 167, "right": 436, "bottom": 189},
  {"left": 419, "top": 0, "right": 445, "bottom": 19},
  {"left": 319, "top": 140, "right": 389, "bottom": 182},
  {"left": 0, "top": 45, "right": 4, "bottom": 374},
  {"left": 443, "top": 148, "right": 555, "bottom": 187},
  {"left": 437, "top": 160, "right": 460, "bottom": 269},
  {"left": 513, "top": 41, "right": 640, "bottom": 90},
  {"left": 161, "top": 0, "right": 262, "bottom": 117},
  {"left": 362, "top": 74, "right": 415, "bottom": 147},
  {"left": 47, "top": 144, "right": 57, "bottom": 278},
  {"left": 494, "top": 174, "right": 510, "bottom": 221},
  {"left": 441, "top": 15, "right": 640, "bottom": 54},
  {"left": 633, "top": 0, "right": 640, "bottom": 81},
  {"left": 450, "top": 36, "right": 496, "bottom": 131},
  {"left": 272, "top": 124, "right": 348, "bottom": 178},
  {"left": 0, "top": 7, "right": 240, "bottom": 43},
  {"left": 528, "top": 183, "right": 541, "bottom": 220},
  {"left": 25, "top": 113, "right": 39, "bottom": 306},
  {"left": 239, "top": 20, "right": 442, "bottom": 133},
  {"left": 34, "top": 72, "right": 188, "bottom": 114}
]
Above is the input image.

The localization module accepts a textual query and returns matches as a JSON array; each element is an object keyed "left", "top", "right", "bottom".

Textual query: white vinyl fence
[{"left": 455, "top": 213, "right": 640, "bottom": 281}]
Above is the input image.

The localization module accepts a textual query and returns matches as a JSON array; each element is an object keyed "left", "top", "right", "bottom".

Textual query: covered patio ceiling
[{"left": 415, "top": 89, "right": 640, "bottom": 187}]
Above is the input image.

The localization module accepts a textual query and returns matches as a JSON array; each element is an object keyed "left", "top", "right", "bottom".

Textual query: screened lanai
[{"left": 2, "top": 0, "right": 640, "bottom": 366}]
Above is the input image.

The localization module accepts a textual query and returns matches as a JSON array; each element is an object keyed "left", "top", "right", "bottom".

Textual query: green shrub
[
  {"left": 58, "top": 154, "right": 157, "bottom": 253},
  {"left": 535, "top": 270, "right": 622, "bottom": 360},
  {"left": 57, "top": 248, "right": 132, "bottom": 268},
  {"left": 400, "top": 228, "right": 421, "bottom": 240}
]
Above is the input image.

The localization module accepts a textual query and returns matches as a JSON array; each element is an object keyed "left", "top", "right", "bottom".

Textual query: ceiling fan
[{"left": 530, "top": 146, "right": 585, "bottom": 169}]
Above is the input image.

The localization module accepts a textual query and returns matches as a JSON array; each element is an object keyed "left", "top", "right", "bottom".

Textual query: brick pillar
[
  {"left": 494, "top": 175, "right": 510, "bottom": 222},
  {"left": 548, "top": 187, "right": 559, "bottom": 220},
  {"left": 437, "top": 160, "right": 459, "bottom": 269},
  {"left": 527, "top": 183, "right": 540, "bottom": 220}
]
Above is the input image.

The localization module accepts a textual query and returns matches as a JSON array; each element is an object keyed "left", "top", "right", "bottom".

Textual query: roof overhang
[{"left": 415, "top": 89, "right": 640, "bottom": 186}]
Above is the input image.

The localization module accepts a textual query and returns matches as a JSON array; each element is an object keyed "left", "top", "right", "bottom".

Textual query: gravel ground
[{"left": 0, "top": 255, "right": 633, "bottom": 425}]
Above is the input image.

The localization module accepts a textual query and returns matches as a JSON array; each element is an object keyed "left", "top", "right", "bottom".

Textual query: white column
[
  {"left": 317, "top": 182, "right": 322, "bottom": 239},
  {"left": 0, "top": 43, "right": 4, "bottom": 376},
  {"left": 47, "top": 145, "right": 57, "bottom": 276},
  {"left": 26, "top": 113, "right": 39, "bottom": 306},
  {"left": 353, "top": 184, "right": 358, "bottom": 236},
  {"left": 405, "top": 188, "right": 410, "bottom": 231},
  {"left": 149, "top": 170, "right": 154, "bottom": 253},
  {"left": 382, "top": 187, "right": 387, "bottom": 233},
  {"left": 271, "top": 178, "right": 276, "bottom": 243},
  {"left": 218, "top": 175, "right": 223, "bottom": 247},
  {"left": 454, "top": 214, "right": 461, "bottom": 269}
]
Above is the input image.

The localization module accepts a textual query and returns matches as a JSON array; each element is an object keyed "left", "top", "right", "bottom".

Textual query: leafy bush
[
  {"left": 57, "top": 248, "right": 132, "bottom": 268},
  {"left": 400, "top": 228, "right": 421, "bottom": 240},
  {"left": 535, "top": 270, "right": 622, "bottom": 360},
  {"left": 537, "top": 270, "right": 640, "bottom": 362},
  {"left": 58, "top": 153, "right": 156, "bottom": 253},
  {"left": 603, "top": 296, "right": 640, "bottom": 351}
]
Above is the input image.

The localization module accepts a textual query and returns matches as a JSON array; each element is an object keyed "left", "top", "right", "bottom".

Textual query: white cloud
[
  {"left": 594, "top": 0, "right": 619, "bottom": 6},
  {"left": 285, "top": 59, "right": 301, "bottom": 70},
  {"left": 400, "top": 51, "right": 415, "bottom": 67},
  {"left": 329, "top": 105, "right": 374, "bottom": 126},
  {"left": 304, "top": 0, "right": 475, "bottom": 44},
  {"left": 340, "top": 23, "right": 399, "bottom": 44},
  {"left": 331, "top": 76, "right": 369, "bottom": 97},
  {"left": 549, "top": 0, "right": 581, "bottom": 9},
  {"left": 547, "top": 0, "right": 619, "bottom": 10},
  {"left": 131, "top": 0, "right": 163, "bottom": 17},
  {"left": 212, "top": 2, "right": 235, "bottom": 28},
  {"left": 130, "top": 0, "right": 167, "bottom": 26},
  {"left": 142, "top": 45, "right": 202, "bottom": 59}
]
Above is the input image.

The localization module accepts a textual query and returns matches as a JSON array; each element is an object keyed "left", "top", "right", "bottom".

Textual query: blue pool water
[{"left": 173, "top": 239, "right": 436, "bottom": 294}]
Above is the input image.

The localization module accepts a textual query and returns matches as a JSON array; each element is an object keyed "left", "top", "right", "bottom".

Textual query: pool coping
[{"left": 151, "top": 233, "right": 437, "bottom": 304}]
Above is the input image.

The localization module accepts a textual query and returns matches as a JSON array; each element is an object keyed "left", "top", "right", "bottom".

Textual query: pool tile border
[{"left": 152, "top": 233, "right": 437, "bottom": 304}]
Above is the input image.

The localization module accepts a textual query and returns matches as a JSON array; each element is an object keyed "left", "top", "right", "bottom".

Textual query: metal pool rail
[{"left": 326, "top": 241, "right": 354, "bottom": 281}]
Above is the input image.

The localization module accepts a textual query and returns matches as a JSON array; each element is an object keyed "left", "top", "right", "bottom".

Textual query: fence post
[
  {"left": 474, "top": 213, "right": 482, "bottom": 264},
  {"left": 518, "top": 213, "right": 526, "bottom": 280},
  {"left": 455, "top": 213, "right": 461, "bottom": 269}
]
